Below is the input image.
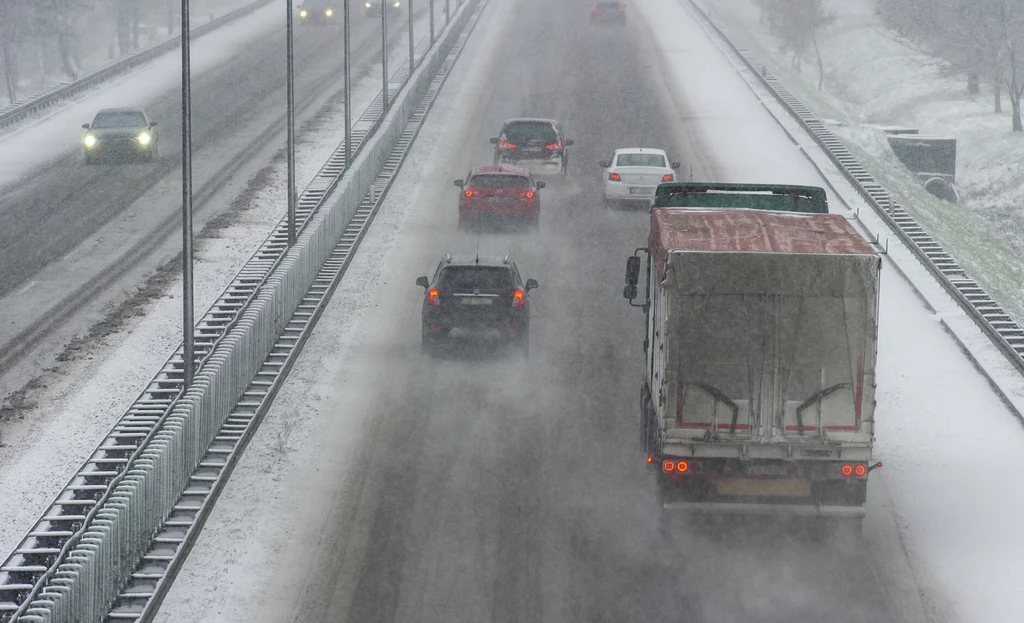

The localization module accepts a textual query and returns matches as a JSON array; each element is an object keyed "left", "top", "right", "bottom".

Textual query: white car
[{"left": 600, "top": 148, "right": 680, "bottom": 206}]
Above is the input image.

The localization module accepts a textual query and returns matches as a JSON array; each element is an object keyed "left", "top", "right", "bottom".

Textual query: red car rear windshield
[{"left": 469, "top": 175, "right": 531, "bottom": 189}]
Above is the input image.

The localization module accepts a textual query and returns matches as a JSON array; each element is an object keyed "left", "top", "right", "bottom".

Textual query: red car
[{"left": 453, "top": 165, "right": 546, "bottom": 230}]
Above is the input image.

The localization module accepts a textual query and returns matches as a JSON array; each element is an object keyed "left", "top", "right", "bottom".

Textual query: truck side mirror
[
  {"left": 525, "top": 278, "right": 539, "bottom": 291},
  {"left": 489, "top": 137, "right": 499, "bottom": 144},
  {"left": 625, "top": 255, "right": 641, "bottom": 286},
  {"left": 415, "top": 276, "right": 429, "bottom": 289},
  {"left": 453, "top": 179, "right": 464, "bottom": 188},
  {"left": 624, "top": 285, "right": 638, "bottom": 300}
]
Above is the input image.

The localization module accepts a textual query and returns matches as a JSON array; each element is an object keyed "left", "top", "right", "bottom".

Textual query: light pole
[
  {"left": 445, "top": 0, "right": 449, "bottom": 26},
  {"left": 381, "top": 0, "right": 389, "bottom": 115},
  {"left": 344, "top": 0, "right": 352, "bottom": 169},
  {"left": 430, "top": 0, "right": 434, "bottom": 45},
  {"left": 408, "top": 0, "right": 415, "bottom": 71},
  {"left": 181, "top": 0, "right": 195, "bottom": 387},
  {"left": 286, "top": 0, "right": 296, "bottom": 246}
]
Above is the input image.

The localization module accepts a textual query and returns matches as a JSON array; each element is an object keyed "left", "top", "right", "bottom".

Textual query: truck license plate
[{"left": 717, "top": 478, "right": 811, "bottom": 497}]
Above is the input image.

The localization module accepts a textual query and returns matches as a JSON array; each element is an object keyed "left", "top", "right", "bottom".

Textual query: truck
[{"left": 624, "top": 203, "right": 881, "bottom": 530}]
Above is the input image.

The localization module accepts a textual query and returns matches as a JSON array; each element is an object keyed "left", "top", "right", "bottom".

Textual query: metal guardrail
[
  {"left": 0, "top": 2, "right": 479, "bottom": 620},
  {"left": 0, "top": 0, "right": 276, "bottom": 132},
  {"left": 0, "top": 1, "right": 479, "bottom": 618},
  {"left": 686, "top": 0, "right": 1024, "bottom": 377}
]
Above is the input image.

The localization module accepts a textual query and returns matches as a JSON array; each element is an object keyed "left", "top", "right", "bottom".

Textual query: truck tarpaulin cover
[{"left": 650, "top": 209, "right": 880, "bottom": 440}]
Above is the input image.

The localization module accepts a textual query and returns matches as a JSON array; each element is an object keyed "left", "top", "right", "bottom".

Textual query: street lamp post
[
  {"left": 381, "top": 0, "right": 389, "bottom": 115},
  {"left": 286, "top": 0, "right": 296, "bottom": 246},
  {"left": 430, "top": 0, "right": 434, "bottom": 46},
  {"left": 180, "top": 0, "right": 195, "bottom": 387},
  {"left": 408, "top": 0, "right": 415, "bottom": 71},
  {"left": 344, "top": 0, "right": 352, "bottom": 169}
]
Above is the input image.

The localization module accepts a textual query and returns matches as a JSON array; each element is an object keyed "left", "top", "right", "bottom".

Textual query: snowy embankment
[
  {"left": 0, "top": 1, "right": 439, "bottom": 566},
  {"left": 709, "top": 0, "right": 1024, "bottom": 327},
  {"left": 646, "top": 0, "right": 1024, "bottom": 622}
]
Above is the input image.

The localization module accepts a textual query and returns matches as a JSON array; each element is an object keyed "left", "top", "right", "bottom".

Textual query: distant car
[
  {"left": 590, "top": 1, "right": 626, "bottom": 24},
  {"left": 416, "top": 254, "right": 538, "bottom": 356},
  {"left": 299, "top": 0, "right": 337, "bottom": 22},
  {"left": 600, "top": 148, "right": 680, "bottom": 206},
  {"left": 490, "top": 118, "right": 573, "bottom": 176},
  {"left": 454, "top": 165, "right": 546, "bottom": 230},
  {"left": 82, "top": 108, "right": 158, "bottom": 164},
  {"left": 364, "top": 0, "right": 401, "bottom": 17}
]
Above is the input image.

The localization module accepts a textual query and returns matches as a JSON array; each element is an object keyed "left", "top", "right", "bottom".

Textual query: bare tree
[{"left": 763, "top": 0, "right": 835, "bottom": 88}]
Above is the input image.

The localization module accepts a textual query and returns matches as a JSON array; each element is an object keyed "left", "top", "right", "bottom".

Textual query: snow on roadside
[
  {"left": 0, "top": 11, "right": 437, "bottom": 561},
  {"left": 706, "top": 0, "right": 1024, "bottom": 326},
  {"left": 0, "top": 0, "right": 287, "bottom": 190}
]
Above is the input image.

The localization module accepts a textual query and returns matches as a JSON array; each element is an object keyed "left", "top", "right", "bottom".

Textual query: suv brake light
[
  {"left": 499, "top": 140, "right": 516, "bottom": 149},
  {"left": 427, "top": 288, "right": 440, "bottom": 306},
  {"left": 608, "top": 172, "right": 621, "bottom": 181},
  {"left": 545, "top": 141, "right": 563, "bottom": 150},
  {"left": 512, "top": 289, "right": 525, "bottom": 307}
]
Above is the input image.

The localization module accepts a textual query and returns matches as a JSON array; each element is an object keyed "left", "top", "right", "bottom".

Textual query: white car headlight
[
  {"left": 137, "top": 131, "right": 152, "bottom": 146},
  {"left": 299, "top": 8, "right": 308, "bottom": 17},
  {"left": 393, "top": 1, "right": 400, "bottom": 6},
  {"left": 83, "top": 134, "right": 97, "bottom": 148},
  {"left": 325, "top": 8, "right": 333, "bottom": 16},
  {"left": 365, "top": 2, "right": 371, "bottom": 6}
]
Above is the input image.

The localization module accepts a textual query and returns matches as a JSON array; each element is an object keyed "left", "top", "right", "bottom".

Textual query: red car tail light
[
  {"left": 464, "top": 189, "right": 474, "bottom": 197},
  {"left": 498, "top": 140, "right": 516, "bottom": 149},
  {"left": 427, "top": 288, "right": 440, "bottom": 306},
  {"left": 545, "top": 141, "right": 563, "bottom": 150},
  {"left": 512, "top": 289, "right": 525, "bottom": 308},
  {"left": 608, "top": 172, "right": 621, "bottom": 181},
  {"left": 662, "top": 173, "right": 674, "bottom": 182},
  {"left": 520, "top": 190, "right": 535, "bottom": 199}
]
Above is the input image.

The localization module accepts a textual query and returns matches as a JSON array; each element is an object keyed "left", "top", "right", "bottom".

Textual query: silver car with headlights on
[
  {"left": 82, "top": 108, "right": 158, "bottom": 164},
  {"left": 365, "top": 0, "right": 401, "bottom": 17}
]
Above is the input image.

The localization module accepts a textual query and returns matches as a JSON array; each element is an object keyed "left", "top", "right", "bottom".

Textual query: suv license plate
[{"left": 461, "top": 297, "right": 493, "bottom": 305}]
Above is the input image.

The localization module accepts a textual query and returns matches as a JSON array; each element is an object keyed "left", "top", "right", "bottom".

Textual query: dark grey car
[
  {"left": 415, "top": 254, "right": 538, "bottom": 357},
  {"left": 82, "top": 108, "right": 158, "bottom": 164}
]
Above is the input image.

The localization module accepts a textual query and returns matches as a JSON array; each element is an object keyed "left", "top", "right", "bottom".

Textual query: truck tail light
[
  {"left": 841, "top": 464, "right": 870, "bottom": 477},
  {"left": 854, "top": 464, "right": 867, "bottom": 477},
  {"left": 661, "top": 460, "right": 690, "bottom": 473},
  {"left": 427, "top": 288, "right": 440, "bottom": 306}
]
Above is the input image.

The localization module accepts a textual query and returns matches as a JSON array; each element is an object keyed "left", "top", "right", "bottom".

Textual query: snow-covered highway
[{"left": 3, "top": 0, "right": 1024, "bottom": 621}]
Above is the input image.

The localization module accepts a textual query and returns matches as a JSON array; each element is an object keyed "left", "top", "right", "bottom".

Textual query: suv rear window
[
  {"left": 469, "top": 175, "right": 531, "bottom": 188},
  {"left": 439, "top": 267, "right": 514, "bottom": 292},
  {"left": 503, "top": 122, "right": 557, "bottom": 144}
]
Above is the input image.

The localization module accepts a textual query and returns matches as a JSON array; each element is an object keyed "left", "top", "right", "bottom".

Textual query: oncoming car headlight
[
  {"left": 393, "top": 1, "right": 400, "bottom": 6},
  {"left": 299, "top": 8, "right": 308, "bottom": 17},
  {"left": 83, "top": 134, "right": 97, "bottom": 148},
  {"left": 365, "top": 2, "right": 371, "bottom": 7},
  {"left": 137, "top": 131, "right": 152, "bottom": 146},
  {"left": 325, "top": 8, "right": 333, "bottom": 16}
]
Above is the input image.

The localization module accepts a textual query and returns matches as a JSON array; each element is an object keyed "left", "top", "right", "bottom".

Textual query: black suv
[
  {"left": 416, "top": 255, "right": 538, "bottom": 356},
  {"left": 490, "top": 118, "right": 573, "bottom": 176}
]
